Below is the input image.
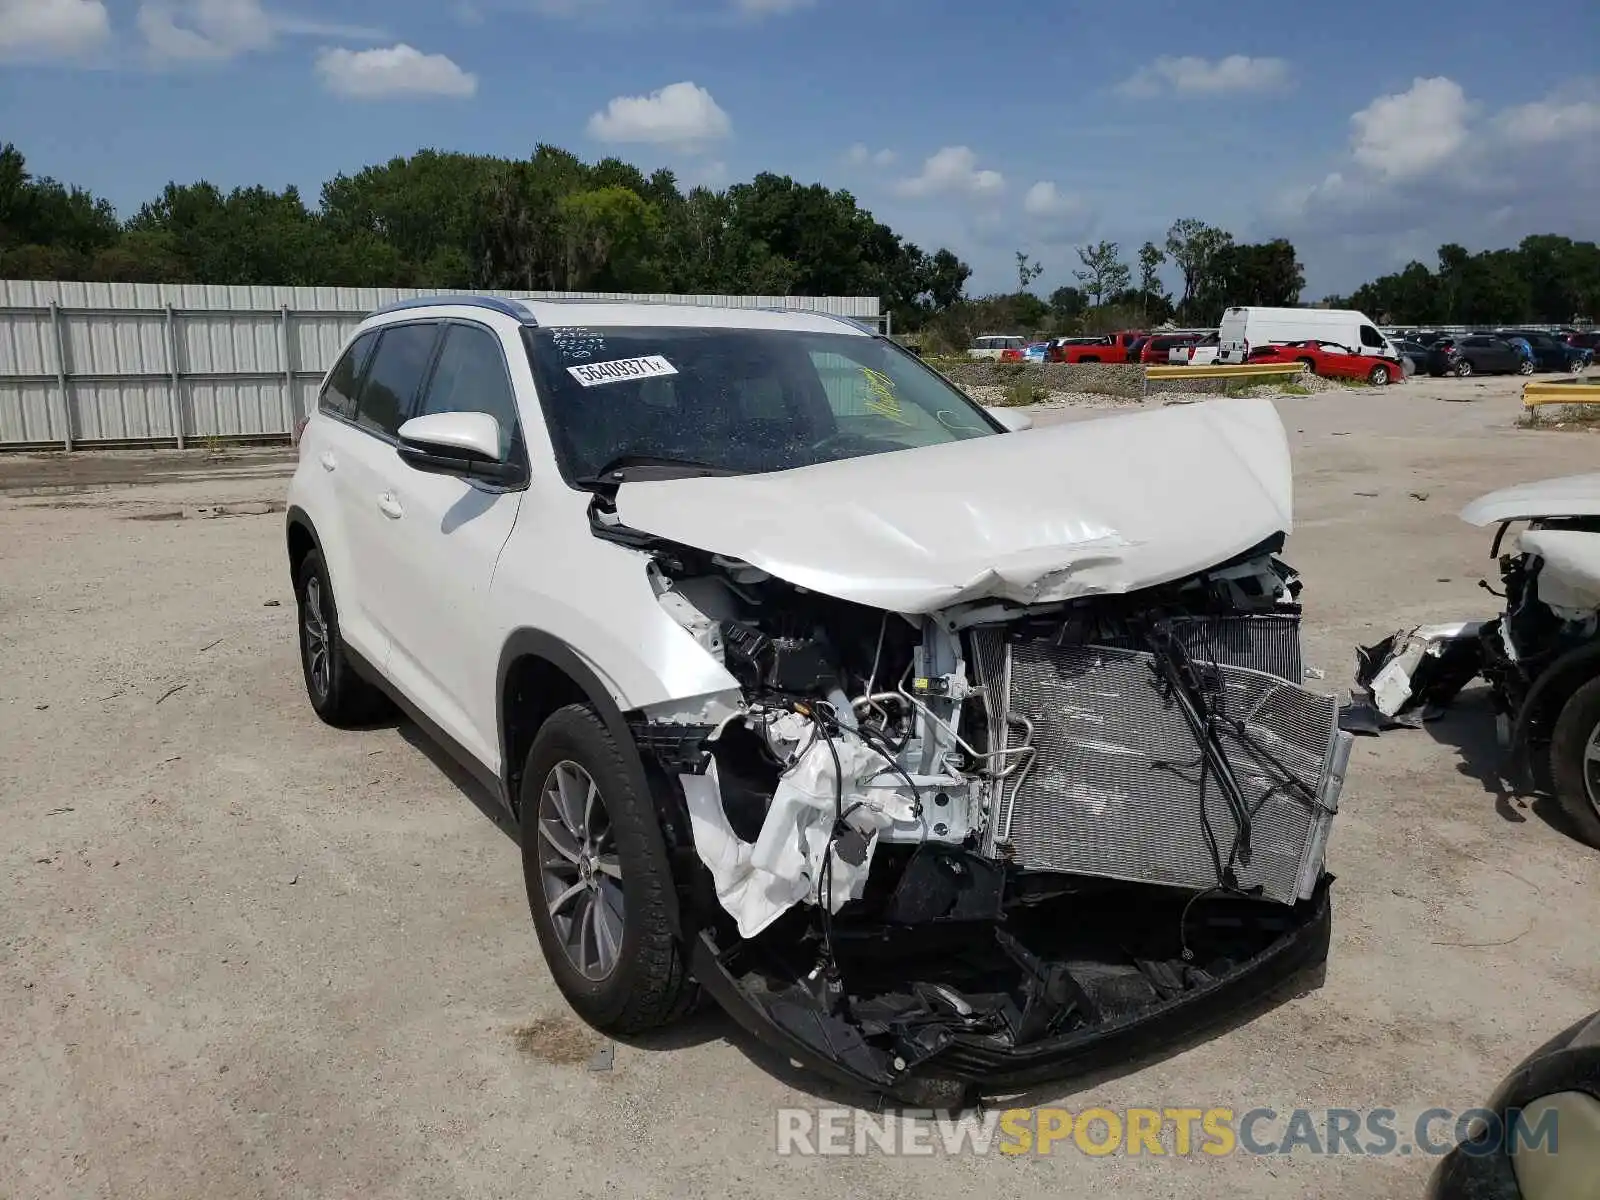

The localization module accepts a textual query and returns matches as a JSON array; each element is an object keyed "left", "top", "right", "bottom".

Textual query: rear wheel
[
  {"left": 295, "top": 550, "right": 390, "bottom": 727},
  {"left": 1455, "top": 358, "right": 1475, "bottom": 378},
  {"left": 1549, "top": 676, "right": 1600, "bottom": 849},
  {"left": 1367, "top": 363, "right": 1391, "bottom": 386},
  {"left": 1518, "top": 359, "right": 1535, "bottom": 376},
  {"left": 1297, "top": 357, "right": 1317, "bottom": 373},
  {"left": 520, "top": 705, "right": 697, "bottom": 1034}
]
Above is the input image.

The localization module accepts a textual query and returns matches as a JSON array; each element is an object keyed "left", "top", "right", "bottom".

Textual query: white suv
[{"left": 286, "top": 295, "right": 1347, "bottom": 1100}]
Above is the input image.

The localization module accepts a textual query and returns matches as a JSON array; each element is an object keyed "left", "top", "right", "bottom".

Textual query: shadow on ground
[{"left": 1423, "top": 685, "right": 1578, "bottom": 839}]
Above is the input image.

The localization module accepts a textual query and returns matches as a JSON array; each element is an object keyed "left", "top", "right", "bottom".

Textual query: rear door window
[
  {"left": 356, "top": 323, "right": 440, "bottom": 440},
  {"left": 319, "top": 330, "right": 378, "bottom": 421}
]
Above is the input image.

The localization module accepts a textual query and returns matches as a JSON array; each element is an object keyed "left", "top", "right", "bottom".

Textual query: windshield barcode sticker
[{"left": 567, "top": 355, "right": 678, "bottom": 387}]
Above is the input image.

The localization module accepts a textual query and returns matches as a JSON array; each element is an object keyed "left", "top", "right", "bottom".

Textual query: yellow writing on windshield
[{"left": 861, "top": 368, "right": 913, "bottom": 425}]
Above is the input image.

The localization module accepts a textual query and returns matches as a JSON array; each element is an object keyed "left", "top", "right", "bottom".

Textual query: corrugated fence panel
[
  {"left": 292, "top": 314, "right": 362, "bottom": 377},
  {"left": 70, "top": 381, "right": 174, "bottom": 441},
  {"left": 0, "top": 383, "right": 60, "bottom": 443},
  {"left": 63, "top": 310, "right": 167, "bottom": 377},
  {"left": 0, "top": 280, "right": 880, "bottom": 445}
]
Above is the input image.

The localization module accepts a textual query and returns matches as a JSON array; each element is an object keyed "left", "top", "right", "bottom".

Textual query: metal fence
[{"left": 0, "top": 281, "right": 883, "bottom": 450}]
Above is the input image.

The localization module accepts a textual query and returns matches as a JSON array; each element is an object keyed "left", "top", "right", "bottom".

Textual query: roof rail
[
  {"left": 369, "top": 295, "right": 538, "bottom": 323},
  {"left": 756, "top": 306, "right": 875, "bottom": 334}
]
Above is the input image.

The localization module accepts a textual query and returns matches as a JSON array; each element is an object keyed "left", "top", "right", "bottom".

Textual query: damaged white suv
[{"left": 286, "top": 296, "right": 1350, "bottom": 1101}]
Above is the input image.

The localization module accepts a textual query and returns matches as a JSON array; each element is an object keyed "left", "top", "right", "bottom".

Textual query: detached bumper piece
[{"left": 692, "top": 862, "right": 1333, "bottom": 1100}]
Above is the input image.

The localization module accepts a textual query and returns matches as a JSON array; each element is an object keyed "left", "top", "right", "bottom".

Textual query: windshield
[{"left": 524, "top": 326, "right": 1000, "bottom": 481}]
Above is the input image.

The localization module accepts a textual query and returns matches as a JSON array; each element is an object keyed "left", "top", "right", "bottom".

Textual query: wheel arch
[
  {"left": 499, "top": 628, "right": 689, "bottom": 938},
  {"left": 285, "top": 505, "right": 320, "bottom": 587},
  {"left": 497, "top": 629, "right": 644, "bottom": 816},
  {"left": 1514, "top": 639, "right": 1600, "bottom": 758}
]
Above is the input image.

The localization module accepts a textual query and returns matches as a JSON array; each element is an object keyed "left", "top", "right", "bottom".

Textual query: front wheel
[
  {"left": 520, "top": 704, "right": 697, "bottom": 1034},
  {"left": 1368, "top": 363, "right": 1391, "bottom": 386},
  {"left": 1549, "top": 676, "right": 1600, "bottom": 849},
  {"left": 1455, "top": 359, "right": 1475, "bottom": 378}
]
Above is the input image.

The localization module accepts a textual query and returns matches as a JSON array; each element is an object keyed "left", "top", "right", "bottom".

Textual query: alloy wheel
[
  {"left": 1583, "top": 723, "right": 1600, "bottom": 819},
  {"left": 302, "top": 576, "right": 331, "bottom": 699},
  {"left": 537, "top": 760, "right": 624, "bottom": 981}
]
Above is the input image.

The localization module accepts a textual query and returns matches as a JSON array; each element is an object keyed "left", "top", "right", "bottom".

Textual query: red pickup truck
[{"left": 1048, "top": 331, "right": 1147, "bottom": 364}]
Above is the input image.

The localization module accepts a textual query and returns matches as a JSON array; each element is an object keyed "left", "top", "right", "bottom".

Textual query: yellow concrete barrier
[
  {"left": 1523, "top": 379, "right": 1600, "bottom": 407},
  {"left": 1145, "top": 362, "right": 1306, "bottom": 381}
]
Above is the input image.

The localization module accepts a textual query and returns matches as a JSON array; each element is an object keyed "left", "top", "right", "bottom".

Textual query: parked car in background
[
  {"left": 1123, "top": 335, "right": 1149, "bottom": 363},
  {"left": 1247, "top": 340, "right": 1402, "bottom": 385},
  {"left": 1428, "top": 335, "right": 1532, "bottom": 377},
  {"left": 1392, "top": 339, "right": 1432, "bottom": 376},
  {"left": 1172, "top": 332, "right": 1221, "bottom": 365},
  {"left": 1565, "top": 330, "right": 1600, "bottom": 354},
  {"left": 1050, "top": 330, "right": 1146, "bottom": 363},
  {"left": 968, "top": 335, "right": 1025, "bottom": 361},
  {"left": 1501, "top": 330, "right": 1593, "bottom": 372},
  {"left": 1022, "top": 341, "right": 1050, "bottom": 363},
  {"left": 1218, "top": 306, "right": 1398, "bottom": 365},
  {"left": 1140, "top": 333, "right": 1199, "bottom": 363}
]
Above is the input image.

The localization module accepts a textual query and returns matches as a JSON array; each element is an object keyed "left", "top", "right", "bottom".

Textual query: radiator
[{"left": 972, "top": 625, "right": 1347, "bottom": 905}]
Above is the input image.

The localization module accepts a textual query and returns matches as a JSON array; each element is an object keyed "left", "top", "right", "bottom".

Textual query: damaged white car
[
  {"left": 1350, "top": 473, "right": 1600, "bottom": 851},
  {"left": 285, "top": 297, "right": 1348, "bottom": 1101}
]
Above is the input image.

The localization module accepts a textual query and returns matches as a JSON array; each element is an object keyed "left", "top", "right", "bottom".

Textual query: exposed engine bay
[{"left": 597, "top": 496, "right": 1349, "bottom": 1098}]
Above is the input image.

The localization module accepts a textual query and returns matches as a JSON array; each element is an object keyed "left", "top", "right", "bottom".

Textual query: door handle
[
  {"left": 319, "top": 451, "right": 337, "bottom": 472},
  {"left": 377, "top": 492, "right": 404, "bottom": 520}
]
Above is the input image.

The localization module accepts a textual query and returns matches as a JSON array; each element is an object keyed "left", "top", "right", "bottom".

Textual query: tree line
[
  {"left": 0, "top": 142, "right": 969, "bottom": 332},
  {"left": 1339, "top": 238, "right": 1600, "bottom": 328},
  {"left": 1, "top": 141, "right": 1592, "bottom": 343}
]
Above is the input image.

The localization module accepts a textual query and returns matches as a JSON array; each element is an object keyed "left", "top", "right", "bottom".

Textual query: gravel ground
[{"left": 3, "top": 372, "right": 1598, "bottom": 1199}]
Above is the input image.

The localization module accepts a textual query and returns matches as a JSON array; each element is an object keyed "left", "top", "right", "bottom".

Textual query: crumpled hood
[
  {"left": 1461, "top": 472, "right": 1600, "bottom": 526},
  {"left": 611, "top": 396, "right": 1294, "bottom": 613}
]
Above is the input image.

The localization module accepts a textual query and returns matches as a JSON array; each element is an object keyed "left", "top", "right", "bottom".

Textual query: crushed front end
[{"left": 616, "top": 528, "right": 1348, "bottom": 1100}]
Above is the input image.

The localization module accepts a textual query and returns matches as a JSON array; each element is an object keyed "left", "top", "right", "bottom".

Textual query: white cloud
[
  {"left": 1350, "top": 76, "right": 1471, "bottom": 179},
  {"left": 1273, "top": 76, "right": 1600, "bottom": 292},
  {"left": 587, "top": 81, "right": 731, "bottom": 148},
  {"left": 844, "top": 142, "right": 895, "bottom": 167},
  {"left": 1021, "top": 181, "right": 1095, "bottom": 244},
  {"left": 316, "top": 44, "right": 477, "bottom": 100},
  {"left": 894, "top": 146, "right": 1004, "bottom": 200},
  {"left": 1495, "top": 94, "right": 1600, "bottom": 142},
  {"left": 1116, "top": 54, "right": 1290, "bottom": 98},
  {"left": 0, "top": 0, "right": 109, "bottom": 60},
  {"left": 138, "top": 0, "right": 383, "bottom": 62}
]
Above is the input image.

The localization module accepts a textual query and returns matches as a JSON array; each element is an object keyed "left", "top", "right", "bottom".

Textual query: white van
[
  {"left": 1217, "top": 307, "right": 1398, "bottom": 365},
  {"left": 968, "top": 334, "right": 1026, "bottom": 361}
]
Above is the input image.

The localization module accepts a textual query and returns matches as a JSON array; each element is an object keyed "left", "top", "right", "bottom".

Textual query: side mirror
[
  {"left": 396, "top": 412, "right": 519, "bottom": 483},
  {"left": 985, "top": 407, "right": 1034, "bottom": 433}
]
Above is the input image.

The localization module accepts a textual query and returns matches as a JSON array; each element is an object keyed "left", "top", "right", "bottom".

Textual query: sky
[{"left": 1, "top": 0, "right": 1597, "bottom": 299}]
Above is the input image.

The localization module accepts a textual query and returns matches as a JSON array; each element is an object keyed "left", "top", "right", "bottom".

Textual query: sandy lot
[{"left": 3, "top": 374, "right": 1598, "bottom": 1199}]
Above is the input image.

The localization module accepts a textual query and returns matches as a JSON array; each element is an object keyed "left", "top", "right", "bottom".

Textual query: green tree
[
  {"left": 1015, "top": 250, "right": 1043, "bottom": 292},
  {"left": 1049, "top": 285, "right": 1087, "bottom": 322},
  {"left": 1164, "top": 218, "right": 1234, "bottom": 321},
  {"left": 1072, "top": 240, "right": 1131, "bottom": 307}
]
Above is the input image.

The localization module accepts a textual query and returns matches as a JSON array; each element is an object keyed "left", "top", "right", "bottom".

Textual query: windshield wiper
[{"left": 576, "top": 453, "right": 744, "bottom": 487}]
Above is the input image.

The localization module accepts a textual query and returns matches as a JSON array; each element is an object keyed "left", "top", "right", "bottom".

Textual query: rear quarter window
[{"left": 319, "top": 331, "right": 377, "bottom": 420}]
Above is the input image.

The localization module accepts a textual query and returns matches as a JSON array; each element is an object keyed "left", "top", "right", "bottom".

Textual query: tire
[
  {"left": 1297, "top": 357, "right": 1316, "bottom": 373},
  {"left": 295, "top": 549, "right": 391, "bottom": 727},
  {"left": 520, "top": 704, "right": 697, "bottom": 1034},
  {"left": 1549, "top": 675, "right": 1600, "bottom": 849},
  {"left": 1455, "top": 359, "right": 1475, "bottom": 378},
  {"left": 1517, "top": 359, "right": 1535, "bottom": 376},
  {"left": 1367, "top": 363, "right": 1391, "bottom": 386}
]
